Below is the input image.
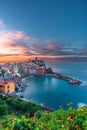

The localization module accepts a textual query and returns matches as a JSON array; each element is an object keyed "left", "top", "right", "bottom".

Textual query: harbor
[
  {"left": 46, "top": 72, "right": 82, "bottom": 85},
  {"left": 0, "top": 58, "right": 83, "bottom": 100},
  {"left": 0, "top": 60, "right": 86, "bottom": 110},
  {"left": 45, "top": 67, "right": 82, "bottom": 85}
]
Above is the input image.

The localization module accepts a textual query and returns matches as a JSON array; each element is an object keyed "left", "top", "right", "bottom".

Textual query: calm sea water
[{"left": 24, "top": 62, "right": 87, "bottom": 110}]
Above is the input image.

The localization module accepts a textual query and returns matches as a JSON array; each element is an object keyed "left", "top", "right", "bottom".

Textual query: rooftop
[
  {"left": 0, "top": 80, "right": 8, "bottom": 87},
  {"left": 32, "top": 59, "right": 45, "bottom": 66}
]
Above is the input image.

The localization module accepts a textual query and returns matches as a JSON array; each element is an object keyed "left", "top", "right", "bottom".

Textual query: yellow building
[{"left": 0, "top": 80, "right": 15, "bottom": 94}]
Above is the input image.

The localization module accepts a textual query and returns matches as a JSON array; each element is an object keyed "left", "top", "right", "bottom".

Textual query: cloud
[
  {"left": 0, "top": 19, "right": 87, "bottom": 62},
  {"left": 30, "top": 39, "right": 87, "bottom": 60},
  {"left": 0, "top": 20, "right": 5, "bottom": 27},
  {"left": 0, "top": 42, "right": 29, "bottom": 56},
  {"left": 0, "top": 19, "right": 34, "bottom": 56},
  {"left": 0, "top": 29, "right": 29, "bottom": 41}
]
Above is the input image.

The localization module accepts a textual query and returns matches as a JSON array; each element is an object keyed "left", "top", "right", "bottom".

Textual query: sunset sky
[{"left": 0, "top": 0, "right": 87, "bottom": 62}]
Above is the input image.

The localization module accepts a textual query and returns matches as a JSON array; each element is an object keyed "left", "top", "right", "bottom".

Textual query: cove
[{"left": 24, "top": 76, "right": 87, "bottom": 110}]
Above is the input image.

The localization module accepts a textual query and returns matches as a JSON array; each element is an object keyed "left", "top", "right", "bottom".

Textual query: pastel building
[
  {"left": 0, "top": 80, "right": 15, "bottom": 94},
  {"left": 29, "top": 66, "right": 36, "bottom": 74},
  {"left": 32, "top": 57, "right": 46, "bottom": 75},
  {"left": 36, "top": 66, "right": 46, "bottom": 75}
]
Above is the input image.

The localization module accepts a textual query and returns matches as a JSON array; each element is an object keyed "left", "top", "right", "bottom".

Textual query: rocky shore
[
  {"left": 12, "top": 67, "right": 82, "bottom": 99},
  {"left": 53, "top": 73, "right": 82, "bottom": 85},
  {"left": 16, "top": 71, "right": 82, "bottom": 96}
]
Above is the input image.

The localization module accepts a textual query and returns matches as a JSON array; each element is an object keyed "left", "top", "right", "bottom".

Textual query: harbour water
[{"left": 24, "top": 62, "right": 87, "bottom": 110}]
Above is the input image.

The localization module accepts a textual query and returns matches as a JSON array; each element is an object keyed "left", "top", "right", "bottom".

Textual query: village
[
  {"left": 0, "top": 57, "right": 47, "bottom": 97},
  {"left": 0, "top": 57, "right": 82, "bottom": 98}
]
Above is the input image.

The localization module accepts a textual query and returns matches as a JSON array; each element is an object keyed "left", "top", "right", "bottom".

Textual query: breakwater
[
  {"left": 21, "top": 73, "right": 82, "bottom": 85},
  {"left": 15, "top": 70, "right": 82, "bottom": 97},
  {"left": 45, "top": 72, "right": 82, "bottom": 85}
]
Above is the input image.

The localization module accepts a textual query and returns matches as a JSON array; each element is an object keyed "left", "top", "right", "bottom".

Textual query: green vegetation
[
  {"left": 4, "top": 106, "right": 87, "bottom": 130},
  {"left": 0, "top": 94, "right": 43, "bottom": 129},
  {"left": 1, "top": 105, "right": 87, "bottom": 129},
  {"left": 1, "top": 94, "right": 87, "bottom": 130},
  {"left": 0, "top": 94, "right": 43, "bottom": 116}
]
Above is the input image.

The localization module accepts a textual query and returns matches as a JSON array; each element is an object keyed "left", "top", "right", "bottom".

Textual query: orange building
[
  {"left": 0, "top": 80, "right": 15, "bottom": 94},
  {"left": 36, "top": 66, "right": 46, "bottom": 75}
]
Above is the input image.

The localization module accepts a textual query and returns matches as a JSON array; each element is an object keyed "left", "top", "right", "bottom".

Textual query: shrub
[
  {"left": 5, "top": 106, "right": 87, "bottom": 130},
  {"left": 0, "top": 99, "right": 8, "bottom": 116}
]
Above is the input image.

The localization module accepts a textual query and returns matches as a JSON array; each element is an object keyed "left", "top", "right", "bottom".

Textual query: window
[{"left": 7, "top": 86, "right": 10, "bottom": 93}]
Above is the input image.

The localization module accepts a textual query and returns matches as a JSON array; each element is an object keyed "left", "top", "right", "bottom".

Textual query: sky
[{"left": 0, "top": 0, "right": 87, "bottom": 62}]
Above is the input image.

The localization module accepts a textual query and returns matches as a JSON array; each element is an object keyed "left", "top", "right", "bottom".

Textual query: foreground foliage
[
  {"left": 4, "top": 106, "right": 87, "bottom": 130},
  {"left": 1, "top": 94, "right": 87, "bottom": 130},
  {"left": 0, "top": 94, "right": 43, "bottom": 129},
  {"left": 0, "top": 94, "right": 43, "bottom": 116}
]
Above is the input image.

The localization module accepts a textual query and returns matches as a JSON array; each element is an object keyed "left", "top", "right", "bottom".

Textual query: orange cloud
[
  {"left": 0, "top": 30, "right": 28, "bottom": 40},
  {"left": 0, "top": 20, "right": 31, "bottom": 58},
  {"left": 47, "top": 44, "right": 55, "bottom": 50},
  {"left": 0, "top": 42, "right": 29, "bottom": 56},
  {"left": 15, "top": 31, "right": 25, "bottom": 39},
  {"left": 1, "top": 19, "right": 85, "bottom": 62}
]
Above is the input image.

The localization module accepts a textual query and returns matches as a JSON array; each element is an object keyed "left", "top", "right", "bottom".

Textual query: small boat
[{"left": 69, "top": 80, "right": 81, "bottom": 85}]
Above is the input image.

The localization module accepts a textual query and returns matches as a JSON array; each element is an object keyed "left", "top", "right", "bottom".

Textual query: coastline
[
  {"left": 20, "top": 71, "right": 82, "bottom": 86},
  {"left": 45, "top": 72, "right": 82, "bottom": 85},
  {"left": 16, "top": 71, "right": 83, "bottom": 110},
  {"left": 16, "top": 71, "right": 82, "bottom": 97},
  {"left": 21, "top": 97, "right": 54, "bottom": 112}
]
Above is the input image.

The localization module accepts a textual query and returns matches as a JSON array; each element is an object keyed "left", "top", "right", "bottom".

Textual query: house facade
[
  {"left": 0, "top": 80, "right": 15, "bottom": 94},
  {"left": 31, "top": 57, "right": 46, "bottom": 75}
]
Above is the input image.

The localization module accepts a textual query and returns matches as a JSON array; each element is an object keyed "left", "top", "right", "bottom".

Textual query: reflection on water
[{"left": 24, "top": 62, "right": 87, "bottom": 110}]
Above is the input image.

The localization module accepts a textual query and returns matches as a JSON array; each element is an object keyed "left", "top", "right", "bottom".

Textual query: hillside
[
  {"left": 3, "top": 106, "right": 87, "bottom": 130},
  {"left": 0, "top": 94, "right": 87, "bottom": 130},
  {"left": 0, "top": 93, "right": 43, "bottom": 129}
]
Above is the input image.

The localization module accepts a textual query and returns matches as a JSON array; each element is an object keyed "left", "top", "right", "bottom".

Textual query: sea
[{"left": 23, "top": 62, "right": 87, "bottom": 110}]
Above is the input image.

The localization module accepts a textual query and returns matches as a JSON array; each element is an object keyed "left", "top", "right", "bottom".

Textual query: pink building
[{"left": 36, "top": 66, "right": 46, "bottom": 75}]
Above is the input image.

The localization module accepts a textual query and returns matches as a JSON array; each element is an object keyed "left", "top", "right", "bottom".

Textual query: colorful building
[
  {"left": 31, "top": 57, "right": 46, "bottom": 75},
  {"left": 36, "top": 66, "right": 46, "bottom": 75},
  {"left": 0, "top": 80, "right": 15, "bottom": 94}
]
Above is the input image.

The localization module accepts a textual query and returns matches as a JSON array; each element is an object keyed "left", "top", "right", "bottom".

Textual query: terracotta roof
[{"left": 0, "top": 80, "right": 8, "bottom": 87}]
